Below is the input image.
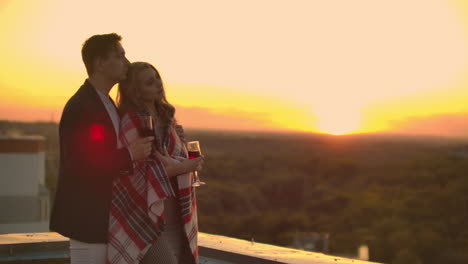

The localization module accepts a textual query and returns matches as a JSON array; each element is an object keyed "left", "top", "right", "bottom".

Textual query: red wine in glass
[
  {"left": 142, "top": 127, "right": 154, "bottom": 138},
  {"left": 187, "top": 141, "right": 205, "bottom": 186},
  {"left": 141, "top": 115, "right": 154, "bottom": 138},
  {"left": 141, "top": 115, "right": 154, "bottom": 159},
  {"left": 188, "top": 151, "right": 201, "bottom": 159}
]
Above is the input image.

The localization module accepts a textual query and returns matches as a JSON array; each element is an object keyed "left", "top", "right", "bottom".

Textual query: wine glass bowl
[
  {"left": 187, "top": 141, "right": 205, "bottom": 186},
  {"left": 141, "top": 115, "right": 155, "bottom": 160},
  {"left": 141, "top": 115, "right": 154, "bottom": 137}
]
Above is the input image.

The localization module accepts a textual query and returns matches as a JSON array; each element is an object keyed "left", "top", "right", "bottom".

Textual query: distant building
[{"left": 0, "top": 136, "right": 49, "bottom": 234}]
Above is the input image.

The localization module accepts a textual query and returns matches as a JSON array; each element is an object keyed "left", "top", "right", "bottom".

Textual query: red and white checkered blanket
[{"left": 107, "top": 110, "right": 198, "bottom": 264}]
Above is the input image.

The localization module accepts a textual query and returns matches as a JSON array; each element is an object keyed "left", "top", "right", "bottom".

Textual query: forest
[{"left": 1, "top": 120, "right": 468, "bottom": 264}]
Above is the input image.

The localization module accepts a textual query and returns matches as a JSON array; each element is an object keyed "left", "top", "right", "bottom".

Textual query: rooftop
[{"left": 0, "top": 232, "right": 381, "bottom": 264}]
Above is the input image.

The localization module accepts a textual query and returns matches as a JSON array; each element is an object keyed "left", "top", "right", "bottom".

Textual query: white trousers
[{"left": 70, "top": 239, "right": 107, "bottom": 264}]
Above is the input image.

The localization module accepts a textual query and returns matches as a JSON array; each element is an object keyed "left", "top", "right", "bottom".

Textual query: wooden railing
[{"left": 0, "top": 232, "right": 381, "bottom": 264}]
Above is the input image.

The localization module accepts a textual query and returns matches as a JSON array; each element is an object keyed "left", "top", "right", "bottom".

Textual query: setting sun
[
  {"left": 0, "top": 0, "right": 467, "bottom": 136},
  {"left": 315, "top": 109, "right": 362, "bottom": 135}
]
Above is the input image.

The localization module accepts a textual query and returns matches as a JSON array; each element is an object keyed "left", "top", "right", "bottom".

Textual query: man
[{"left": 50, "top": 33, "right": 153, "bottom": 264}]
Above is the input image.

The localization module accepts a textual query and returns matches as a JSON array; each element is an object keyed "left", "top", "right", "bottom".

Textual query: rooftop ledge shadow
[{"left": 0, "top": 232, "right": 381, "bottom": 264}]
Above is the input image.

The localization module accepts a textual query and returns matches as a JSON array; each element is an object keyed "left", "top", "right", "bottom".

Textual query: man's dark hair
[{"left": 81, "top": 33, "right": 122, "bottom": 76}]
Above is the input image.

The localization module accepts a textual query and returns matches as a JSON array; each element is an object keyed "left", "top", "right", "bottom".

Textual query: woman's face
[{"left": 137, "top": 67, "right": 163, "bottom": 104}]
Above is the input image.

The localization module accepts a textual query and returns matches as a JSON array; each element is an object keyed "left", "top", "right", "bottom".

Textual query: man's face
[{"left": 101, "top": 42, "right": 129, "bottom": 83}]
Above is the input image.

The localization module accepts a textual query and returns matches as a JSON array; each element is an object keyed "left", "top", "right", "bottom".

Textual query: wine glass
[
  {"left": 141, "top": 115, "right": 155, "bottom": 160},
  {"left": 187, "top": 141, "right": 205, "bottom": 187}
]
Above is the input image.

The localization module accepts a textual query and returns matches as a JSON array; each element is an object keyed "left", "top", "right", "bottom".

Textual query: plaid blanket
[{"left": 107, "top": 110, "right": 198, "bottom": 264}]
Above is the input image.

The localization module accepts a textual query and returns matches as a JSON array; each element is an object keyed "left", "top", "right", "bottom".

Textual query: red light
[{"left": 91, "top": 124, "right": 105, "bottom": 141}]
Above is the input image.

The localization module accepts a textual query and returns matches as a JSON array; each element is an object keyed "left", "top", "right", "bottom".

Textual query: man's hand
[{"left": 128, "top": 137, "right": 154, "bottom": 160}]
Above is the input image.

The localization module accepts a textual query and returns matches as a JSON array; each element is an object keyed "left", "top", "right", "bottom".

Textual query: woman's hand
[
  {"left": 154, "top": 149, "right": 204, "bottom": 177},
  {"left": 181, "top": 156, "right": 204, "bottom": 173},
  {"left": 155, "top": 149, "right": 180, "bottom": 167}
]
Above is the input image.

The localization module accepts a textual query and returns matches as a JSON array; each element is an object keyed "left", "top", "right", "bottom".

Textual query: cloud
[
  {"left": 0, "top": 101, "right": 61, "bottom": 123},
  {"left": 389, "top": 114, "right": 468, "bottom": 138},
  {"left": 175, "top": 105, "right": 280, "bottom": 132}
]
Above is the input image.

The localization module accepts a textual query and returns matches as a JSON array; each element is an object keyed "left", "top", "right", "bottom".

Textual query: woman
[{"left": 107, "top": 62, "right": 203, "bottom": 264}]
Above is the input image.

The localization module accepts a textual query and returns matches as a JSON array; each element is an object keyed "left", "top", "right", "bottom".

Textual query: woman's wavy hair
[{"left": 117, "top": 62, "right": 175, "bottom": 128}]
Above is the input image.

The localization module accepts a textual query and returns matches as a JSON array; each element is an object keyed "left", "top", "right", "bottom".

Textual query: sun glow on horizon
[
  {"left": 1, "top": 0, "right": 468, "bottom": 136},
  {"left": 315, "top": 109, "right": 363, "bottom": 135}
]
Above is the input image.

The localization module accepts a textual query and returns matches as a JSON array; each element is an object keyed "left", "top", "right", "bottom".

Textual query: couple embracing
[{"left": 50, "top": 33, "right": 204, "bottom": 264}]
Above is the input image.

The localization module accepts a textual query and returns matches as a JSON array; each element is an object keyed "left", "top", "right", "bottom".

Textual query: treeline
[
  {"left": 187, "top": 130, "right": 468, "bottom": 264},
  {"left": 2, "top": 120, "right": 468, "bottom": 264}
]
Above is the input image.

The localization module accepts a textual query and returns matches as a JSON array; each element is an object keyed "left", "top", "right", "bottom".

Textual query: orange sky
[{"left": 0, "top": 0, "right": 467, "bottom": 136}]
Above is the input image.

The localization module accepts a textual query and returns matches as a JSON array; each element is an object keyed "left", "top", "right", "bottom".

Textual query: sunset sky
[{"left": 0, "top": 0, "right": 467, "bottom": 136}]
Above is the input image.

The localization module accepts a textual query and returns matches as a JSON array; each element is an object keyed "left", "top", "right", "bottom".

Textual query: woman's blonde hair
[{"left": 117, "top": 62, "right": 175, "bottom": 128}]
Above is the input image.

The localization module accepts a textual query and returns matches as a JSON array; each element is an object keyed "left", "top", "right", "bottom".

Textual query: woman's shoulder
[
  {"left": 120, "top": 107, "right": 147, "bottom": 119},
  {"left": 120, "top": 108, "right": 147, "bottom": 128},
  {"left": 119, "top": 109, "right": 144, "bottom": 141},
  {"left": 119, "top": 106, "right": 136, "bottom": 116}
]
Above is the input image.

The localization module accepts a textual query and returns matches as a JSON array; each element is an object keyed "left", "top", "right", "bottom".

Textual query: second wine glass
[
  {"left": 187, "top": 141, "right": 205, "bottom": 187},
  {"left": 141, "top": 115, "right": 155, "bottom": 160}
]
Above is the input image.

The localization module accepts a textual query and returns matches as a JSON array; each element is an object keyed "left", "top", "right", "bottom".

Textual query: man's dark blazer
[{"left": 50, "top": 79, "right": 133, "bottom": 243}]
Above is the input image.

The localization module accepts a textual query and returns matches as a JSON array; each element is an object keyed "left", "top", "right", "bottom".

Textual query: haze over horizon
[{"left": 1, "top": 0, "right": 468, "bottom": 137}]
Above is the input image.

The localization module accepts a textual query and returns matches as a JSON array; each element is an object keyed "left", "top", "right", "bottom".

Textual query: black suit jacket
[{"left": 50, "top": 79, "right": 132, "bottom": 243}]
